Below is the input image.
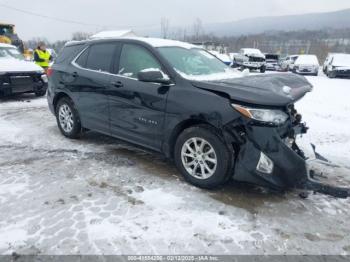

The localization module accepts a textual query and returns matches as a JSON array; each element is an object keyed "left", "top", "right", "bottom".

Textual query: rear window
[
  {"left": 55, "top": 44, "right": 85, "bottom": 64},
  {"left": 85, "top": 43, "right": 116, "bottom": 72}
]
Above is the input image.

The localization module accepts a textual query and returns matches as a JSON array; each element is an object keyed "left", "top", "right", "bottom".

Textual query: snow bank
[{"left": 296, "top": 75, "right": 350, "bottom": 164}]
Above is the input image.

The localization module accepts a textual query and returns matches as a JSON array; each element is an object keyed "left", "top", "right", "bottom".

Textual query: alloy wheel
[
  {"left": 58, "top": 104, "right": 74, "bottom": 133},
  {"left": 181, "top": 137, "right": 217, "bottom": 179}
]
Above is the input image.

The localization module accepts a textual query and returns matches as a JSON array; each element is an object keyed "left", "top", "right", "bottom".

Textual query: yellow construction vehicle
[{"left": 0, "top": 23, "right": 32, "bottom": 59}]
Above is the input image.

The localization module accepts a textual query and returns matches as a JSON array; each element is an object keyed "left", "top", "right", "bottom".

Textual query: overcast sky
[{"left": 1, "top": 0, "right": 350, "bottom": 41}]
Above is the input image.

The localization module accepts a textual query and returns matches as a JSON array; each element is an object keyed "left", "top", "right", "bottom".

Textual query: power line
[
  {"left": 0, "top": 3, "right": 109, "bottom": 27},
  {"left": 0, "top": 3, "right": 159, "bottom": 29}
]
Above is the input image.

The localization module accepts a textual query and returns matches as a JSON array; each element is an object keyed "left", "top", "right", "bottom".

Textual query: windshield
[
  {"left": 291, "top": 56, "right": 299, "bottom": 62},
  {"left": 0, "top": 46, "right": 25, "bottom": 60},
  {"left": 266, "top": 54, "right": 279, "bottom": 60},
  {"left": 158, "top": 47, "right": 240, "bottom": 80},
  {"left": 0, "top": 25, "right": 14, "bottom": 35}
]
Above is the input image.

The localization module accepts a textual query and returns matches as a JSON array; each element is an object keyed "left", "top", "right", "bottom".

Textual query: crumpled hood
[
  {"left": 192, "top": 73, "right": 313, "bottom": 107},
  {"left": 0, "top": 58, "right": 43, "bottom": 73}
]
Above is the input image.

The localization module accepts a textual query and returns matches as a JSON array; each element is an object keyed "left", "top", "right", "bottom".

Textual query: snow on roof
[
  {"left": 69, "top": 34, "right": 199, "bottom": 50},
  {"left": 0, "top": 43, "right": 16, "bottom": 48},
  {"left": 295, "top": 55, "right": 319, "bottom": 65},
  {"left": 90, "top": 30, "right": 137, "bottom": 39},
  {"left": 129, "top": 37, "right": 198, "bottom": 49},
  {"left": 242, "top": 48, "right": 262, "bottom": 54}
]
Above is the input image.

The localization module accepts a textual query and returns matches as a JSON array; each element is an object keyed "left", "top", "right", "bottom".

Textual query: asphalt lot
[{"left": 0, "top": 75, "right": 350, "bottom": 255}]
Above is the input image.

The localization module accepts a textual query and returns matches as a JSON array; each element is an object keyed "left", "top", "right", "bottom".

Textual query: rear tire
[
  {"left": 260, "top": 65, "right": 266, "bottom": 73},
  {"left": 174, "top": 125, "right": 234, "bottom": 189},
  {"left": 55, "top": 97, "right": 81, "bottom": 139}
]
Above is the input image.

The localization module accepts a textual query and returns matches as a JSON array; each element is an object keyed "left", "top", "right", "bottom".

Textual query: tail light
[{"left": 47, "top": 67, "right": 53, "bottom": 77}]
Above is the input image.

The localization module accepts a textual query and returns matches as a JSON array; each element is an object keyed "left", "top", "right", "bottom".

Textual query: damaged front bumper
[{"left": 225, "top": 119, "right": 350, "bottom": 198}]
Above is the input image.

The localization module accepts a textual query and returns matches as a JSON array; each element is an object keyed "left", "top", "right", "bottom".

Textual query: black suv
[{"left": 47, "top": 37, "right": 322, "bottom": 193}]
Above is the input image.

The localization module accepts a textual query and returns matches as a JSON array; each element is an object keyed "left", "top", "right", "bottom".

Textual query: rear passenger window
[{"left": 85, "top": 43, "right": 116, "bottom": 72}]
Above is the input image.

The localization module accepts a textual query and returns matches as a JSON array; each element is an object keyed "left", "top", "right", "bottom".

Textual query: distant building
[{"left": 90, "top": 30, "right": 137, "bottom": 39}]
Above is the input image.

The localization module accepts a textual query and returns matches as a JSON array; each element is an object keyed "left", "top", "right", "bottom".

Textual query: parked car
[
  {"left": 293, "top": 55, "right": 320, "bottom": 76},
  {"left": 47, "top": 37, "right": 348, "bottom": 197},
  {"left": 0, "top": 43, "right": 47, "bottom": 97},
  {"left": 280, "top": 55, "right": 299, "bottom": 71},
  {"left": 234, "top": 48, "right": 266, "bottom": 73},
  {"left": 265, "top": 53, "right": 280, "bottom": 71},
  {"left": 326, "top": 53, "right": 350, "bottom": 78}
]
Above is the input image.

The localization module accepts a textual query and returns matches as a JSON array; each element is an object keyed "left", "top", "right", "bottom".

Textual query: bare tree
[
  {"left": 160, "top": 17, "right": 170, "bottom": 39},
  {"left": 192, "top": 18, "right": 204, "bottom": 41}
]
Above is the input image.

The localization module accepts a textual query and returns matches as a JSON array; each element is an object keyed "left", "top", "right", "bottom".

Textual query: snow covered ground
[{"left": 0, "top": 73, "right": 350, "bottom": 255}]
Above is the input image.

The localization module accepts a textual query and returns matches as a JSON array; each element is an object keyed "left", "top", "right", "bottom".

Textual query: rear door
[
  {"left": 70, "top": 42, "right": 119, "bottom": 133},
  {"left": 108, "top": 43, "right": 170, "bottom": 150}
]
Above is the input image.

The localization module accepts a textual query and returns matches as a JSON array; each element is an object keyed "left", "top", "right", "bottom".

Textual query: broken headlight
[{"left": 232, "top": 104, "right": 288, "bottom": 125}]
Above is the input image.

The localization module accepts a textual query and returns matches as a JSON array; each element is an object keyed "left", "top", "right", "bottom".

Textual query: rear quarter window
[
  {"left": 55, "top": 44, "right": 85, "bottom": 64},
  {"left": 75, "top": 48, "right": 89, "bottom": 68}
]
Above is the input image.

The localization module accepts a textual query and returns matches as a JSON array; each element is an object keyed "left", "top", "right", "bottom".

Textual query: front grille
[
  {"left": 10, "top": 76, "right": 33, "bottom": 86},
  {"left": 299, "top": 66, "right": 313, "bottom": 71},
  {"left": 337, "top": 70, "right": 350, "bottom": 74},
  {"left": 6, "top": 72, "right": 41, "bottom": 83},
  {"left": 249, "top": 56, "right": 265, "bottom": 62}
]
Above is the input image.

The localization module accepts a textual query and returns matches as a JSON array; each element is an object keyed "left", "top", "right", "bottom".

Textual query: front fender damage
[{"left": 225, "top": 119, "right": 350, "bottom": 199}]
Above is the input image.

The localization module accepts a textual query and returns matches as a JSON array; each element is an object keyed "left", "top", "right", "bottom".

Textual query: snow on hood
[
  {"left": 242, "top": 48, "right": 265, "bottom": 58},
  {"left": 176, "top": 68, "right": 246, "bottom": 81},
  {"left": 0, "top": 58, "right": 43, "bottom": 73}
]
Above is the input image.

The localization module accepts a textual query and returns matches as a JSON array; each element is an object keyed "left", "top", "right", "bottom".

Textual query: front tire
[
  {"left": 328, "top": 71, "right": 336, "bottom": 78},
  {"left": 35, "top": 90, "right": 46, "bottom": 97},
  {"left": 174, "top": 125, "right": 234, "bottom": 189},
  {"left": 55, "top": 97, "right": 81, "bottom": 139}
]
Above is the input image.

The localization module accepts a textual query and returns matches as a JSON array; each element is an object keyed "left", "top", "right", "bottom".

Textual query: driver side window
[{"left": 118, "top": 44, "right": 162, "bottom": 79}]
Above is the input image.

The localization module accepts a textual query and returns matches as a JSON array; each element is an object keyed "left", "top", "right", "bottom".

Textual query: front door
[{"left": 108, "top": 43, "right": 170, "bottom": 150}]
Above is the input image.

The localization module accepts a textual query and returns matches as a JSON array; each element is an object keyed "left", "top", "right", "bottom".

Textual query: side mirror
[{"left": 137, "top": 70, "right": 172, "bottom": 85}]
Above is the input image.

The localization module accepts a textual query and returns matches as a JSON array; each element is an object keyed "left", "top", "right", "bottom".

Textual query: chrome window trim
[{"left": 71, "top": 45, "right": 174, "bottom": 86}]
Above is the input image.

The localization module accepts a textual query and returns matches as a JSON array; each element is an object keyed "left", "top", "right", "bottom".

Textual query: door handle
[
  {"left": 72, "top": 72, "right": 78, "bottom": 78},
  {"left": 111, "top": 81, "right": 123, "bottom": 88}
]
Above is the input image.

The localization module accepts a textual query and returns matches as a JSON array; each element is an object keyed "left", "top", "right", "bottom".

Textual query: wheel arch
[
  {"left": 53, "top": 92, "right": 73, "bottom": 111},
  {"left": 164, "top": 118, "right": 222, "bottom": 159}
]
